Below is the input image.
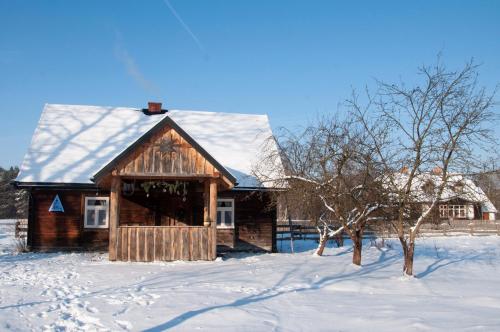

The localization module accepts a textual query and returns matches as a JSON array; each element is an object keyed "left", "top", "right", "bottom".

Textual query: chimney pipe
[{"left": 148, "top": 102, "right": 162, "bottom": 114}]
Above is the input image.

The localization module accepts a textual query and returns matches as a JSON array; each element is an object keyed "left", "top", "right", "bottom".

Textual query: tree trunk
[
  {"left": 403, "top": 241, "right": 415, "bottom": 276},
  {"left": 334, "top": 233, "right": 344, "bottom": 247},
  {"left": 315, "top": 229, "right": 329, "bottom": 256},
  {"left": 352, "top": 229, "right": 363, "bottom": 265}
]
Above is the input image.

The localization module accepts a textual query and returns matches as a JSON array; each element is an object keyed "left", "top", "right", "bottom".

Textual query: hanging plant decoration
[{"left": 140, "top": 180, "right": 189, "bottom": 200}]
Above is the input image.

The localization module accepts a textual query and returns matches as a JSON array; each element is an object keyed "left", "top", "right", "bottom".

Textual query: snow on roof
[
  {"left": 391, "top": 172, "right": 497, "bottom": 213},
  {"left": 16, "top": 104, "right": 283, "bottom": 188}
]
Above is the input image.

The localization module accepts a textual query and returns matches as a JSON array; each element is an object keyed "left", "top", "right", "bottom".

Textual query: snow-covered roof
[
  {"left": 390, "top": 172, "right": 497, "bottom": 213},
  {"left": 16, "top": 104, "right": 283, "bottom": 188}
]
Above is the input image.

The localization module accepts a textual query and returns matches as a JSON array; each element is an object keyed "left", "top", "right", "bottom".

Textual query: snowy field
[{"left": 1, "top": 220, "right": 500, "bottom": 331}]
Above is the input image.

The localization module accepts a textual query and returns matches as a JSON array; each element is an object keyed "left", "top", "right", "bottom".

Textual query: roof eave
[{"left": 12, "top": 181, "right": 99, "bottom": 190}]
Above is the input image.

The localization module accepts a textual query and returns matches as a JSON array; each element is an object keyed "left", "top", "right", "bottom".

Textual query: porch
[
  {"left": 95, "top": 119, "right": 237, "bottom": 262},
  {"left": 108, "top": 176, "right": 224, "bottom": 262}
]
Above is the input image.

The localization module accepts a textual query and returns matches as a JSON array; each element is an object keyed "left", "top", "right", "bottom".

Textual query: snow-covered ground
[{"left": 1, "top": 220, "right": 500, "bottom": 331}]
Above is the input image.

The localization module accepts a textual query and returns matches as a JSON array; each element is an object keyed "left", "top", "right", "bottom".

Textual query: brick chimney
[
  {"left": 431, "top": 166, "right": 443, "bottom": 175},
  {"left": 148, "top": 102, "right": 162, "bottom": 114}
]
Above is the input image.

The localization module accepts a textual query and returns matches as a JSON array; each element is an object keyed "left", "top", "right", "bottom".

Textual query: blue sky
[{"left": 0, "top": 0, "right": 499, "bottom": 168}]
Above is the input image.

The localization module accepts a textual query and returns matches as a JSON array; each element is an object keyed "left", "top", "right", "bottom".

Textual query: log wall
[
  {"left": 30, "top": 190, "right": 109, "bottom": 250},
  {"left": 216, "top": 228, "right": 235, "bottom": 248},
  {"left": 218, "top": 191, "right": 277, "bottom": 252},
  {"left": 28, "top": 189, "right": 276, "bottom": 254},
  {"left": 115, "top": 226, "right": 214, "bottom": 261}
]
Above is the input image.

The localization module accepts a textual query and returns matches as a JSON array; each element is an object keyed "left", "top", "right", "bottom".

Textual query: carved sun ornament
[{"left": 158, "top": 138, "right": 180, "bottom": 154}]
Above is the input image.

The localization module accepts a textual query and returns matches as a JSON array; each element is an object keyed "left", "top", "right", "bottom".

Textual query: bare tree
[
  {"left": 351, "top": 60, "right": 497, "bottom": 276},
  {"left": 256, "top": 116, "right": 385, "bottom": 265}
]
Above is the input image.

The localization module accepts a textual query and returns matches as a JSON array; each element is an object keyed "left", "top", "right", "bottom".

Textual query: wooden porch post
[
  {"left": 203, "top": 180, "right": 210, "bottom": 227},
  {"left": 209, "top": 179, "right": 218, "bottom": 224},
  {"left": 109, "top": 176, "right": 121, "bottom": 261},
  {"left": 209, "top": 178, "right": 218, "bottom": 260}
]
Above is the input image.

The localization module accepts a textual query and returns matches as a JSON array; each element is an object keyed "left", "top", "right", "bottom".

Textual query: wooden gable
[
  {"left": 117, "top": 124, "right": 229, "bottom": 179},
  {"left": 93, "top": 117, "right": 235, "bottom": 189}
]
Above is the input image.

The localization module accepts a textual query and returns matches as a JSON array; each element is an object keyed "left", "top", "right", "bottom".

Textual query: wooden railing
[
  {"left": 116, "top": 226, "right": 216, "bottom": 262},
  {"left": 15, "top": 219, "right": 28, "bottom": 239}
]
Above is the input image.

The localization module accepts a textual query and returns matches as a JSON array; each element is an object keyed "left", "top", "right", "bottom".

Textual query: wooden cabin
[
  {"left": 14, "top": 103, "right": 283, "bottom": 261},
  {"left": 398, "top": 170, "right": 498, "bottom": 222}
]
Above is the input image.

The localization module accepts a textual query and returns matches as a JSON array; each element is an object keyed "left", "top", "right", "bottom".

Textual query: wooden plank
[
  {"left": 109, "top": 177, "right": 121, "bottom": 261},
  {"left": 154, "top": 228, "right": 162, "bottom": 261},
  {"left": 163, "top": 227, "right": 169, "bottom": 261},
  {"left": 172, "top": 228, "right": 180, "bottom": 261},
  {"left": 194, "top": 151, "right": 200, "bottom": 174},
  {"left": 129, "top": 227, "right": 137, "bottom": 261},
  {"left": 178, "top": 137, "right": 184, "bottom": 174},
  {"left": 187, "top": 148, "right": 192, "bottom": 173},
  {"left": 138, "top": 227, "right": 145, "bottom": 262},
  {"left": 127, "top": 227, "right": 131, "bottom": 261},
  {"left": 191, "top": 228, "right": 199, "bottom": 260},
  {"left": 153, "top": 143, "right": 161, "bottom": 173},
  {"left": 115, "top": 228, "right": 121, "bottom": 260},
  {"left": 169, "top": 227, "right": 175, "bottom": 261},
  {"left": 181, "top": 228, "right": 190, "bottom": 260},
  {"left": 200, "top": 228, "right": 208, "bottom": 260},
  {"left": 143, "top": 146, "right": 151, "bottom": 174},
  {"left": 143, "top": 227, "right": 149, "bottom": 261},
  {"left": 120, "top": 227, "right": 128, "bottom": 261},
  {"left": 148, "top": 146, "right": 154, "bottom": 173},
  {"left": 147, "top": 227, "right": 154, "bottom": 262},
  {"left": 150, "top": 227, "right": 154, "bottom": 260},
  {"left": 207, "top": 226, "right": 213, "bottom": 260}
]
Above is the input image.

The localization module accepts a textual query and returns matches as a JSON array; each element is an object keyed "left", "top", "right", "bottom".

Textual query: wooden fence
[
  {"left": 277, "top": 219, "right": 500, "bottom": 241},
  {"left": 419, "top": 220, "right": 500, "bottom": 235},
  {"left": 115, "top": 226, "right": 215, "bottom": 262},
  {"left": 14, "top": 219, "right": 28, "bottom": 239}
]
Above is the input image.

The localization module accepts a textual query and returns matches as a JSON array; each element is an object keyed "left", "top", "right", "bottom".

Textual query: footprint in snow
[
  {"left": 148, "top": 293, "right": 160, "bottom": 299},
  {"left": 116, "top": 320, "right": 133, "bottom": 330},
  {"left": 86, "top": 306, "right": 99, "bottom": 314},
  {"left": 37, "top": 312, "right": 47, "bottom": 318}
]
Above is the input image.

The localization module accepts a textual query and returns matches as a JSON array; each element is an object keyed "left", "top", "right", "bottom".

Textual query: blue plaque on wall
[{"left": 49, "top": 194, "right": 65, "bottom": 212}]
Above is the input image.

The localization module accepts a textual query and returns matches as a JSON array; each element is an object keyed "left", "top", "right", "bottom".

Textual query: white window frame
[
  {"left": 439, "top": 204, "right": 466, "bottom": 219},
  {"left": 84, "top": 197, "right": 110, "bottom": 229},
  {"left": 216, "top": 198, "right": 235, "bottom": 229},
  {"left": 439, "top": 204, "right": 448, "bottom": 218}
]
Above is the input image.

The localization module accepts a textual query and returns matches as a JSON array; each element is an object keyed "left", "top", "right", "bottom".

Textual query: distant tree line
[{"left": 0, "top": 166, "right": 28, "bottom": 219}]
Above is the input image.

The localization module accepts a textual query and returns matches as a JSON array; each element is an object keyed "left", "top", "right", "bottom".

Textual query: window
[
  {"left": 439, "top": 205, "right": 448, "bottom": 218},
  {"left": 84, "top": 197, "right": 109, "bottom": 228},
  {"left": 216, "top": 198, "right": 234, "bottom": 228},
  {"left": 439, "top": 204, "right": 466, "bottom": 219}
]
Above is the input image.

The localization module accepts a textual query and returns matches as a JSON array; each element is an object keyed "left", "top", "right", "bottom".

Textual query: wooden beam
[
  {"left": 209, "top": 178, "right": 218, "bottom": 260},
  {"left": 109, "top": 176, "right": 121, "bottom": 261},
  {"left": 209, "top": 179, "right": 218, "bottom": 225},
  {"left": 119, "top": 172, "right": 221, "bottom": 179},
  {"left": 203, "top": 180, "right": 210, "bottom": 227}
]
